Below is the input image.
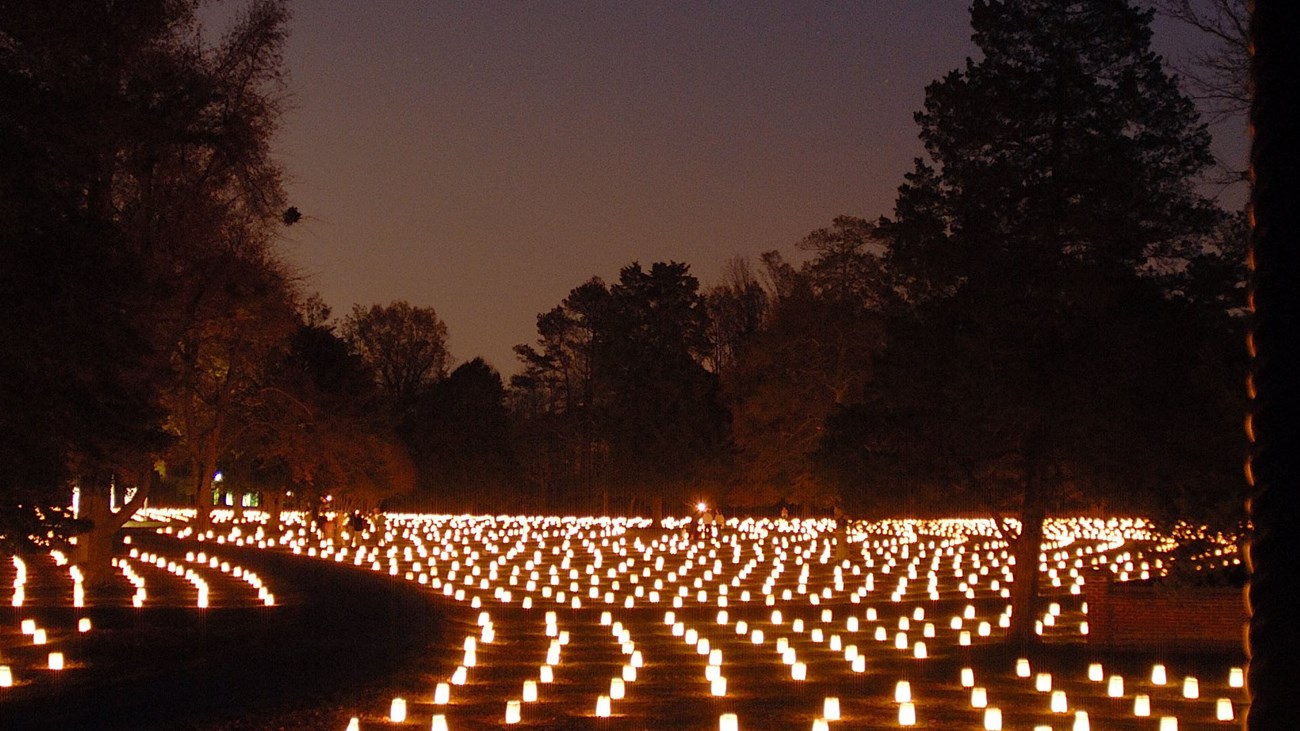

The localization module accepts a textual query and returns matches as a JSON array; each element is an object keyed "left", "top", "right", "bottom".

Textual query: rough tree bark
[{"left": 1007, "top": 480, "right": 1048, "bottom": 651}]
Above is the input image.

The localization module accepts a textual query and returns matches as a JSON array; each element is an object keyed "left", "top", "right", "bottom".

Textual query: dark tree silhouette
[
  {"left": 825, "top": 0, "right": 1230, "bottom": 648},
  {"left": 724, "top": 241, "right": 886, "bottom": 511},
  {"left": 407, "top": 358, "right": 514, "bottom": 512},
  {"left": 343, "top": 301, "right": 451, "bottom": 413},
  {"left": 512, "top": 262, "right": 727, "bottom": 513},
  {"left": 0, "top": 0, "right": 292, "bottom": 574}
]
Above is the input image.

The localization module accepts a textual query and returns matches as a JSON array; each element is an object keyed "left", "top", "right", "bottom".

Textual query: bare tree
[
  {"left": 1152, "top": 0, "right": 1249, "bottom": 121},
  {"left": 343, "top": 301, "right": 451, "bottom": 408},
  {"left": 1151, "top": 0, "right": 1249, "bottom": 191}
]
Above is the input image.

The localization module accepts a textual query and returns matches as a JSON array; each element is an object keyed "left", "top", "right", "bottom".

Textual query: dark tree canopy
[
  {"left": 814, "top": 0, "right": 1240, "bottom": 647},
  {"left": 405, "top": 358, "right": 514, "bottom": 512},
  {"left": 343, "top": 301, "right": 451, "bottom": 411},
  {"left": 721, "top": 225, "right": 888, "bottom": 511},
  {"left": 895, "top": 0, "right": 1217, "bottom": 298},
  {"left": 0, "top": 0, "right": 293, "bottom": 551},
  {"left": 512, "top": 262, "right": 728, "bottom": 513},
  {"left": 236, "top": 320, "right": 414, "bottom": 510},
  {"left": 702, "top": 257, "right": 768, "bottom": 382}
]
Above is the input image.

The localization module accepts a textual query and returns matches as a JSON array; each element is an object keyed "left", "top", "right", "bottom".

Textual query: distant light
[
  {"left": 823, "top": 697, "right": 841, "bottom": 720},
  {"left": 1229, "top": 667, "right": 1244, "bottom": 688},
  {"left": 389, "top": 698, "right": 406, "bottom": 722},
  {"left": 1216, "top": 699, "right": 1235, "bottom": 721},
  {"left": 1151, "top": 664, "right": 1167, "bottom": 685}
]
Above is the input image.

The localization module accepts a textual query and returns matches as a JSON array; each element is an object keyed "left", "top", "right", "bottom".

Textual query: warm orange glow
[{"left": 108, "top": 510, "right": 1248, "bottom": 727}]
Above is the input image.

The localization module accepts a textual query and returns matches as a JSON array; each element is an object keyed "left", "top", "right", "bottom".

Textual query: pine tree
[{"left": 856, "top": 0, "right": 1232, "bottom": 648}]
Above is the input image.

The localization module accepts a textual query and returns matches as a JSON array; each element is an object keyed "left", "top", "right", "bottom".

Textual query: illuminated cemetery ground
[
  {"left": 0, "top": 534, "right": 279, "bottom": 694},
  {"left": 2, "top": 511, "right": 1246, "bottom": 729}
]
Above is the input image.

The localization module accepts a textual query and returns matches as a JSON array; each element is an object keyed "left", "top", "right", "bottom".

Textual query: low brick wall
[{"left": 1087, "top": 577, "right": 1246, "bottom": 650}]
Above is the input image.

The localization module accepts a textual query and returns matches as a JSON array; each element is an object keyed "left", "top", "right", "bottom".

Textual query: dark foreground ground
[{"left": 1, "top": 535, "right": 447, "bottom": 731}]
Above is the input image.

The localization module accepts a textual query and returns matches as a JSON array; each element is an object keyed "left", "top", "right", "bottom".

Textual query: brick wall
[{"left": 1087, "top": 576, "right": 1247, "bottom": 649}]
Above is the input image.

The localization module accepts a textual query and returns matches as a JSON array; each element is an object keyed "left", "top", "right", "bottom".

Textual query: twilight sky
[{"left": 259, "top": 1, "right": 1247, "bottom": 375}]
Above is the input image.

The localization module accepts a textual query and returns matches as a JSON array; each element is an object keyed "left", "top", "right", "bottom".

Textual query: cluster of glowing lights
[
  {"left": 0, "top": 613, "right": 92, "bottom": 688},
  {"left": 112, "top": 546, "right": 278, "bottom": 608},
  {"left": 116, "top": 511, "right": 1248, "bottom": 729},
  {"left": 0, "top": 519, "right": 283, "bottom": 695}
]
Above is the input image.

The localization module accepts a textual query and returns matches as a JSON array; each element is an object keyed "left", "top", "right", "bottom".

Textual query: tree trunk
[
  {"left": 192, "top": 444, "right": 217, "bottom": 532},
  {"left": 194, "top": 472, "right": 214, "bottom": 531},
  {"left": 73, "top": 463, "right": 153, "bottom": 590},
  {"left": 269, "top": 490, "right": 284, "bottom": 529},
  {"left": 1008, "top": 477, "right": 1047, "bottom": 651},
  {"left": 72, "top": 483, "right": 118, "bottom": 589}
]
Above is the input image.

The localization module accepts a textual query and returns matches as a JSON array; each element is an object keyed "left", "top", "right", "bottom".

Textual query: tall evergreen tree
[
  {"left": 834, "top": 0, "right": 1232, "bottom": 647},
  {"left": 596, "top": 262, "right": 726, "bottom": 507}
]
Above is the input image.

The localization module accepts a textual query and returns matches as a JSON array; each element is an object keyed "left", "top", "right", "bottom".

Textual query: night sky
[{"left": 259, "top": 1, "right": 1247, "bottom": 374}]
